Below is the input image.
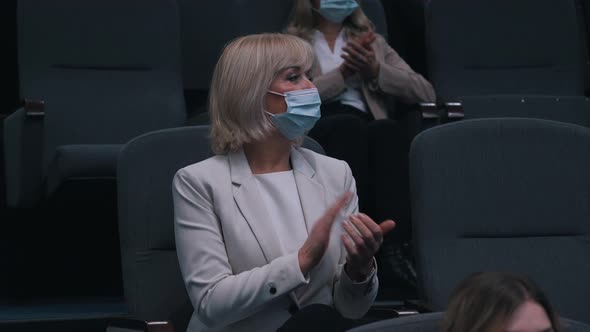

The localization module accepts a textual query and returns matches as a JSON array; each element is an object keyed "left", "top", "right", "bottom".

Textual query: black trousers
[{"left": 307, "top": 102, "right": 411, "bottom": 244}]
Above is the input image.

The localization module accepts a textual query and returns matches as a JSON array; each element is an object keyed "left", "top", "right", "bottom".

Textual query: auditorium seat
[
  {"left": 4, "top": 0, "right": 186, "bottom": 208},
  {"left": 347, "top": 312, "right": 590, "bottom": 332},
  {"left": 113, "top": 125, "right": 324, "bottom": 331},
  {"left": 409, "top": 118, "right": 590, "bottom": 323},
  {"left": 424, "top": 0, "right": 590, "bottom": 126}
]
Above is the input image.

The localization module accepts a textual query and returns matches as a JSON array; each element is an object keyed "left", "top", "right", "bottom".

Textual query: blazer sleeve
[
  {"left": 332, "top": 160, "right": 379, "bottom": 319},
  {"left": 372, "top": 34, "right": 437, "bottom": 104},
  {"left": 173, "top": 168, "right": 308, "bottom": 328}
]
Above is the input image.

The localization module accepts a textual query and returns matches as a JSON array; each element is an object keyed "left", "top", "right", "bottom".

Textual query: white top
[
  {"left": 312, "top": 29, "right": 367, "bottom": 113},
  {"left": 255, "top": 170, "right": 308, "bottom": 255}
]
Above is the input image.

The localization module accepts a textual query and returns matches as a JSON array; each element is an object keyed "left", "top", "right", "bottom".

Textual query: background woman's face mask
[
  {"left": 266, "top": 88, "right": 322, "bottom": 140},
  {"left": 316, "top": 0, "right": 359, "bottom": 23}
]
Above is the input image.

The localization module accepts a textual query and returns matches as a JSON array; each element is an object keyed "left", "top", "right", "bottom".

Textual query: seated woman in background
[
  {"left": 443, "top": 272, "right": 562, "bottom": 332},
  {"left": 286, "top": 0, "right": 436, "bottom": 293},
  {"left": 172, "top": 33, "right": 395, "bottom": 332}
]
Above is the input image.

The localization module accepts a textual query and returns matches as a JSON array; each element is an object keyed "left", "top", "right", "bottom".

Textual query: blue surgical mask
[
  {"left": 316, "top": 0, "right": 359, "bottom": 23},
  {"left": 266, "top": 88, "right": 322, "bottom": 140}
]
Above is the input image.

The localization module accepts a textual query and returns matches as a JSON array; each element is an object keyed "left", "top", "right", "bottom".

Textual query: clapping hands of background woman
[{"left": 340, "top": 32, "right": 380, "bottom": 80}]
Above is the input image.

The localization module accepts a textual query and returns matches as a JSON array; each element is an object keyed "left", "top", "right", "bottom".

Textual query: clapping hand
[
  {"left": 298, "top": 192, "right": 353, "bottom": 275},
  {"left": 340, "top": 31, "right": 380, "bottom": 81},
  {"left": 342, "top": 213, "right": 395, "bottom": 281}
]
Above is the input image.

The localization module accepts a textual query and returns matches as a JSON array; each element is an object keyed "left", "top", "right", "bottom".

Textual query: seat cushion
[{"left": 46, "top": 144, "right": 122, "bottom": 196}]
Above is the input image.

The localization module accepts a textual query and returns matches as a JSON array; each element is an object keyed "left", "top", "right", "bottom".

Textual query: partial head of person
[
  {"left": 209, "top": 33, "right": 321, "bottom": 154},
  {"left": 442, "top": 272, "right": 561, "bottom": 332},
  {"left": 287, "top": 0, "right": 374, "bottom": 40}
]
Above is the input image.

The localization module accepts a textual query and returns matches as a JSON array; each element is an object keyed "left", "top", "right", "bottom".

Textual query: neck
[
  {"left": 318, "top": 19, "right": 343, "bottom": 40},
  {"left": 243, "top": 133, "right": 292, "bottom": 174}
]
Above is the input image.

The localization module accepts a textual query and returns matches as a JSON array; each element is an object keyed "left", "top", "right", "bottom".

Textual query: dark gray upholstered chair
[
  {"left": 409, "top": 118, "right": 590, "bottom": 324},
  {"left": 3, "top": 0, "right": 186, "bottom": 207},
  {"left": 347, "top": 312, "right": 590, "bottom": 332},
  {"left": 424, "top": 0, "right": 590, "bottom": 126},
  {"left": 426, "top": 0, "right": 585, "bottom": 98},
  {"left": 114, "top": 126, "right": 324, "bottom": 331}
]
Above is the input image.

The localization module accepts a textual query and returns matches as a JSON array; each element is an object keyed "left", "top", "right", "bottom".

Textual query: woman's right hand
[
  {"left": 341, "top": 32, "right": 379, "bottom": 80},
  {"left": 298, "top": 192, "right": 353, "bottom": 275}
]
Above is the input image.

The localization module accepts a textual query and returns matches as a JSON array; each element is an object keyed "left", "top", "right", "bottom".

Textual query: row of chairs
[
  {"left": 3, "top": 0, "right": 387, "bottom": 209},
  {"left": 112, "top": 117, "right": 590, "bottom": 331},
  {"left": 5, "top": 0, "right": 590, "bottom": 208}
]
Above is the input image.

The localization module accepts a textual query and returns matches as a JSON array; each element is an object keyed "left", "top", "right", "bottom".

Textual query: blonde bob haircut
[
  {"left": 209, "top": 33, "right": 314, "bottom": 154},
  {"left": 286, "top": 0, "right": 375, "bottom": 41}
]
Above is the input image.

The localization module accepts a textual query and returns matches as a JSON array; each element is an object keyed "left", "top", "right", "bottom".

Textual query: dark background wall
[{"left": 1, "top": 0, "right": 19, "bottom": 115}]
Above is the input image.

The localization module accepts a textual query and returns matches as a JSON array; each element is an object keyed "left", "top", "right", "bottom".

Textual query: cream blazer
[
  {"left": 173, "top": 147, "right": 378, "bottom": 332},
  {"left": 311, "top": 33, "right": 436, "bottom": 120}
]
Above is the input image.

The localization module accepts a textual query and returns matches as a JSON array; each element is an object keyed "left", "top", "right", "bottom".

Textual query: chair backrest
[
  {"left": 117, "top": 125, "right": 324, "bottom": 328},
  {"left": 360, "top": 0, "right": 388, "bottom": 39},
  {"left": 348, "top": 312, "right": 444, "bottom": 332},
  {"left": 425, "top": 0, "right": 586, "bottom": 101},
  {"left": 409, "top": 118, "right": 590, "bottom": 324},
  {"left": 458, "top": 95, "right": 590, "bottom": 127},
  {"left": 17, "top": 0, "right": 186, "bottom": 169},
  {"left": 347, "top": 312, "right": 590, "bottom": 332}
]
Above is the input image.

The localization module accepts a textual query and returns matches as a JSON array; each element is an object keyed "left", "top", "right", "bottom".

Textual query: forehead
[{"left": 505, "top": 301, "right": 552, "bottom": 332}]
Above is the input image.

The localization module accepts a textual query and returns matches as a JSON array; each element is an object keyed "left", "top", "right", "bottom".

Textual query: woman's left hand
[
  {"left": 342, "top": 213, "right": 396, "bottom": 281},
  {"left": 341, "top": 33, "right": 380, "bottom": 81}
]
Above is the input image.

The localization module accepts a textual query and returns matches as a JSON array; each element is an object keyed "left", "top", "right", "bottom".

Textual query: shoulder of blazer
[
  {"left": 296, "top": 147, "right": 350, "bottom": 179},
  {"left": 175, "top": 154, "right": 230, "bottom": 185}
]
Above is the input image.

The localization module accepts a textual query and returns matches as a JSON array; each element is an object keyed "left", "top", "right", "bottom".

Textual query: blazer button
[
  {"left": 269, "top": 286, "right": 277, "bottom": 295},
  {"left": 288, "top": 304, "right": 299, "bottom": 315}
]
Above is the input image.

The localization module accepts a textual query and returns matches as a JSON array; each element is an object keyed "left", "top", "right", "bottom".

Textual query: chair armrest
[
  {"left": 364, "top": 300, "right": 421, "bottom": 321},
  {"left": 444, "top": 102, "right": 465, "bottom": 120},
  {"left": 418, "top": 102, "right": 442, "bottom": 119},
  {"left": 404, "top": 299, "right": 436, "bottom": 313},
  {"left": 3, "top": 105, "right": 45, "bottom": 207},
  {"left": 107, "top": 318, "right": 174, "bottom": 332}
]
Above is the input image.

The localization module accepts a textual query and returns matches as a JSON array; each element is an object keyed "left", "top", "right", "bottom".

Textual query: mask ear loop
[{"left": 267, "top": 90, "right": 286, "bottom": 97}]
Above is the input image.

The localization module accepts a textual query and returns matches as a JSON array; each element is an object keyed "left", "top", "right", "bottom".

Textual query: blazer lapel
[
  {"left": 290, "top": 148, "right": 326, "bottom": 235},
  {"left": 230, "top": 150, "right": 283, "bottom": 264}
]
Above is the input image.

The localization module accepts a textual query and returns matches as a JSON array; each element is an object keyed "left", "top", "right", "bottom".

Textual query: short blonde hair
[
  {"left": 209, "top": 33, "right": 314, "bottom": 154},
  {"left": 286, "top": 0, "right": 375, "bottom": 41}
]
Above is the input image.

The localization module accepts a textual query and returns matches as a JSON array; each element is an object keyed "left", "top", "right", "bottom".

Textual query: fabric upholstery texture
[{"left": 409, "top": 118, "right": 590, "bottom": 323}]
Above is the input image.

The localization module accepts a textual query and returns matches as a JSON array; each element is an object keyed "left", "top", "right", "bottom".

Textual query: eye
[{"left": 287, "top": 74, "right": 300, "bottom": 82}]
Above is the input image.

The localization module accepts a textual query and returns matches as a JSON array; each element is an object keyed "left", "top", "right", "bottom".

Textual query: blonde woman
[
  {"left": 287, "top": 0, "right": 435, "bottom": 292},
  {"left": 173, "top": 33, "right": 395, "bottom": 332}
]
